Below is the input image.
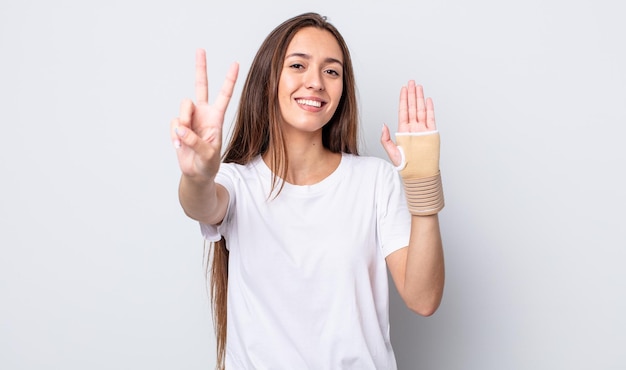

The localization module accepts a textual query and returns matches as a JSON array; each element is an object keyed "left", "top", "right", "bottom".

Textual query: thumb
[
  {"left": 380, "top": 124, "right": 402, "bottom": 166},
  {"left": 175, "top": 125, "right": 205, "bottom": 153}
]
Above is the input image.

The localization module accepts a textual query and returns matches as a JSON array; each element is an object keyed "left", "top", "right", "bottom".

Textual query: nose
[{"left": 305, "top": 70, "right": 325, "bottom": 91}]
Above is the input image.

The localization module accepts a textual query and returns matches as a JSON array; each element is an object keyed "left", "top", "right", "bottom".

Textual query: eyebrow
[{"left": 285, "top": 52, "right": 344, "bottom": 66}]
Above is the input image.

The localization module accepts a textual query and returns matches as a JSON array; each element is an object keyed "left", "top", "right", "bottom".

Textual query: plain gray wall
[{"left": 1, "top": 0, "right": 624, "bottom": 369}]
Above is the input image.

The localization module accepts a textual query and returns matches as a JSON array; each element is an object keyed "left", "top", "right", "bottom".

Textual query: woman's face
[{"left": 277, "top": 27, "right": 344, "bottom": 136}]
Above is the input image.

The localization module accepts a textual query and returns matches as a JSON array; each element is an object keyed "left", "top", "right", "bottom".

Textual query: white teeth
[{"left": 296, "top": 99, "right": 322, "bottom": 108}]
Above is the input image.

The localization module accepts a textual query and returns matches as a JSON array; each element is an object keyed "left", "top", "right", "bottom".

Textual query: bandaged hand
[{"left": 381, "top": 81, "right": 444, "bottom": 216}]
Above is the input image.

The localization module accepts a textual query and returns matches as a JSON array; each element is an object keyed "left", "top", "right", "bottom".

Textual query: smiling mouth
[{"left": 296, "top": 99, "right": 324, "bottom": 108}]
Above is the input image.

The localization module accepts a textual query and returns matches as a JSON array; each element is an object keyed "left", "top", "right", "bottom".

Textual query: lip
[{"left": 294, "top": 96, "right": 327, "bottom": 111}]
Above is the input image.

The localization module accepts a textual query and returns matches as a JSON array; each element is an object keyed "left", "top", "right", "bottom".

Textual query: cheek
[
  {"left": 277, "top": 85, "right": 291, "bottom": 109},
  {"left": 278, "top": 74, "right": 298, "bottom": 93},
  {"left": 330, "top": 83, "right": 344, "bottom": 108},
  {"left": 332, "top": 79, "right": 344, "bottom": 98}
]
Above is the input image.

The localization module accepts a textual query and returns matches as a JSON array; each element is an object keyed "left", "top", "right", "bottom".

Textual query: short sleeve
[
  {"left": 198, "top": 164, "right": 236, "bottom": 243},
  {"left": 376, "top": 161, "right": 411, "bottom": 257},
  {"left": 199, "top": 223, "right": 223, "bottom": 242}
]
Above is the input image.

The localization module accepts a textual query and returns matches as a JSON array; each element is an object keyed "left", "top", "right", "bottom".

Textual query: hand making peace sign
[
  {"left": 171, "top": 49, "right": 239, "bottom": 180},
  {"left": 380, "top": 80, "right": 437, "bottom": 167}
]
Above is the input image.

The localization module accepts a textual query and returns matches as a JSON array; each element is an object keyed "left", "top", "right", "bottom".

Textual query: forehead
[{"left": 285, "top": 27, "right": 343, "bottom": 62}]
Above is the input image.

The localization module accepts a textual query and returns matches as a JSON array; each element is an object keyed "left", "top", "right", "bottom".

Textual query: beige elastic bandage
[{"left": 395, "top": 131, "right": 444, "bottom": 216}]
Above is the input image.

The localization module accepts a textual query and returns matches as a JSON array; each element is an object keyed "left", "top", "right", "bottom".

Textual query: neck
[{"left": 263, "top": 130, "right": 341, "bottom": 186}]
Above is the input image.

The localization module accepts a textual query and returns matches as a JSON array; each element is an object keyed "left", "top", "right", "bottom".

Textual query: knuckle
[{"left": 184, "top": 132, "right": 197, "bottom": 147}]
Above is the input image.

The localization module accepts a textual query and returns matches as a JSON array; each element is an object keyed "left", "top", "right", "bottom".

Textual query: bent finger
[
  {"left": 171, "top": 118, "right": 182, "bottom": 148},
  {"left": 178, "top": 99, "right": 195, "bottom": 127},
  {"left": 175, "top": 122, "right": 203, "bottom": 153}
]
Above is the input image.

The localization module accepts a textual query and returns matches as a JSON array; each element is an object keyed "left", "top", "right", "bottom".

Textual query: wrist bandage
[{"left": 395, "top": 131, "right": 444, "bottom": 216}]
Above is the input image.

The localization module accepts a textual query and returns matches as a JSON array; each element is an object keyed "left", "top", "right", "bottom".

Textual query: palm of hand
[{"left": 381, "top": 80, "right": 437, "bottom": 167}]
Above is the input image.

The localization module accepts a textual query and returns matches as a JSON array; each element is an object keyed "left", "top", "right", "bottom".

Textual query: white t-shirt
[{"left": 200, "top": 154, "right": 410, "bottom": 369}]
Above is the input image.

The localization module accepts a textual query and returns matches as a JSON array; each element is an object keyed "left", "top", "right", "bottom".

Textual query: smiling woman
[
  {"left": 170, "top": 12, "right": 445, "bottom": 370},
  {"left": 278, "top": 27, "right": 344, "bottom": 135},
  {"left": 276, "top": 27, "right": 345, "bottom": 185}
]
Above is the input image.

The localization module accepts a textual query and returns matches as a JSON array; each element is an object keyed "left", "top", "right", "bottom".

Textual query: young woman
[{"left": 171, "top": 12, "right": 445, "bottom": 370}]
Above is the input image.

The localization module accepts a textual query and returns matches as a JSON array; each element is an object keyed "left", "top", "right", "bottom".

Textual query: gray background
[{"left": 1, "top": 0, "right": 624, "bottom": 369}]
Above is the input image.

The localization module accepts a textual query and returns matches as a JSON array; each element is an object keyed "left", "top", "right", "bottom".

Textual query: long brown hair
[{"left": 208, "top": 12, "right": 359, "bottom": 369}]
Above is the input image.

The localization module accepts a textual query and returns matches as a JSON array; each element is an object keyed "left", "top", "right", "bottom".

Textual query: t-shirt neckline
[{"left": 252, "top": 153, "right": 350, "bottom": 196}]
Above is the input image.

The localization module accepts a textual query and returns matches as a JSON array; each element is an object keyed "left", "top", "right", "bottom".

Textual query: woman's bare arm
[{"left": 170, "top": 49, "right": 238, "bottom": 224}]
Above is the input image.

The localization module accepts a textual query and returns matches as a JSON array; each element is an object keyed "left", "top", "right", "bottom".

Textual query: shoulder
[
  {"left": 341, "top": 154, "right": 404, "bottom": 197},
  {"left": 215, "top": 156, "right": 264, "bottom": 189},
  {"left": 220, "top": 156, "right": 262, "bottom": 176},
  {"left": 343, "top": 154, "right": 396, "bottom": 175}
]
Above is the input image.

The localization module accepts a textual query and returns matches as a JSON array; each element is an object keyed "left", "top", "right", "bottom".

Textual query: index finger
[
  {"left": 195, "top": 49, "right": 208, "bottom": 103},
  {"left": 398, "top": 86, "right": 409, "bottom": 127}
]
